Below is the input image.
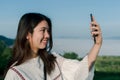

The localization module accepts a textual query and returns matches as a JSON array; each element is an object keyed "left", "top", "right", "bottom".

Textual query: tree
[
  {"left": 62, "top": 52, "right": 79, "bottom": 59},
  {"left": 0, "top": 40, "right": 6, "bottom": 56},
  {"left": 0, "top": 47, "right": 12, "bottom": 75}
]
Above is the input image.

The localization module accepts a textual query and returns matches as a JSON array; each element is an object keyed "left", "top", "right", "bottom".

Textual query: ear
[{"left": 26, "top": 32, "right": 32, "bottom": 40}]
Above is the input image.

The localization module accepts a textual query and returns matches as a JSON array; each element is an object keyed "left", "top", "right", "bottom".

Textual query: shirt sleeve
[
  {"left": 4, "top": 69, "right": 20, "bottom": 80},
  {"left": 53, "top": 52, "right": 94, "bottom": 80}
]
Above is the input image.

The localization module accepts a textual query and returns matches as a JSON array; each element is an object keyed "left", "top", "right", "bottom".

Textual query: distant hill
[{"left": 0, "top": 35, "right": 14, "bottom": 46}]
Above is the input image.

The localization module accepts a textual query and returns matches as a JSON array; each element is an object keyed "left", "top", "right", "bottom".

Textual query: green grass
[
  {"left": 95, "top": 56, "right": 120, "bottom": 73},
  {"left": 94, "top": 71, "right": 120, "bottom": 80},
  {"left": 93, "top": 56, "right": 120, "bottom": 80}
]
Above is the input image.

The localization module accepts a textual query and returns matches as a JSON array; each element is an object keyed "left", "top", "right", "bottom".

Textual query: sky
[{"left": 0, "top": 0, "right": 120, "bottom": 39}]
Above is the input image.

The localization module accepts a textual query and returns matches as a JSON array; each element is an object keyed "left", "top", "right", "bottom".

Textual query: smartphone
[
  {"left": 90, "top": 13, "right": 93, "bottom": 22},
  {"left": 90, "top": 13, "right": 96, "bottom": 43}
]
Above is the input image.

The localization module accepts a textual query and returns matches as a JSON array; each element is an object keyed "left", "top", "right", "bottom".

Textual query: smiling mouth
[{"left": 42, "top": 40, "right": 48, "bottom": 45}]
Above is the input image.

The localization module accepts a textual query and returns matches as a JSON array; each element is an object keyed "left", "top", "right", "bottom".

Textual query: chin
[
  {"left": 39, "top": 46, "right": 46, "bottom": 49},
  {"left": 39, "top": 44, "right": 47, "bottom": 49}
]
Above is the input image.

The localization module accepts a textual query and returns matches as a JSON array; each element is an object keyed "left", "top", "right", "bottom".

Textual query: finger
[
  {"left": 92, "top": 16, "right": 95, "bottom": 22},
  {"left": 91, "top": 15, "right": 96, "bottom": 22},
  {"left": 91, "top": 22, "right": 101, "bottom": 32},
  {"left": 91, "top": 26, "right": 99, "bottom": 31},
  {"left": 91, "top": 21, "right": 99, "bottom": 27},
  {"left": 91, "top": 32, "right": 99, "bottom": 37},
  {"left": 90, "top": 25, "right": 100, "bottom": 33},
  {"left": 91, "top": 30, "right": 102, "bottom": 36}
]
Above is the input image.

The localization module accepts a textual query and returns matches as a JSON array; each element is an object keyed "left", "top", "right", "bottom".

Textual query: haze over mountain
[{"left": 0, "top": 35, "right": 14, "bottom": 46}]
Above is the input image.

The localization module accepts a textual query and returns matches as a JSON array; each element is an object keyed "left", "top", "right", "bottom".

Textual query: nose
[{"left": 44, "top": 30, "right": 50, "bottom": 39}]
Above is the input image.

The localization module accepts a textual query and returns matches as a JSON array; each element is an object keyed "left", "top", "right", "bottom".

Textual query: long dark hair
[{"left": 8, "top": 13, "right": 56, "bottom": 74}]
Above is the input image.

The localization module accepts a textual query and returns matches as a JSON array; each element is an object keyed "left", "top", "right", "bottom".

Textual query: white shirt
[{"left": 4, "top": 52, "right": 94, "bottom": 80}]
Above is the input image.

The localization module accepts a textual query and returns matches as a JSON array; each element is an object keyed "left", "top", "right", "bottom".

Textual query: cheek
[
  {"left": 33, "top": 32, "right": 44, "bottom": 44},
  {"left": 36, "top": 35, "right": 44, "bottom": 43}
]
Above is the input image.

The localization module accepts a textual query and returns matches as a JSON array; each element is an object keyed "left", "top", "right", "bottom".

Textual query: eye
[
  {"left": 40, "top": 29, "right": 45, "bottom": 32},
  {"left": 47, "top": 29, "right": 50, "bottom": 33},
  {"left": 39, "top": 27, "right": 50, "bottom": 33}
]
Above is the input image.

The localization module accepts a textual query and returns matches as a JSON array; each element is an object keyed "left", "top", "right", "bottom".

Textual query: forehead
[{"left": 35, "top": 20, "right": 49, "bottom": 29}]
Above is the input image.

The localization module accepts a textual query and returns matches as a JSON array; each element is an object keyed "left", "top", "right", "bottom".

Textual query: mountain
[{"left": 0, "top": 35, "right": 14, "bottom": 46}]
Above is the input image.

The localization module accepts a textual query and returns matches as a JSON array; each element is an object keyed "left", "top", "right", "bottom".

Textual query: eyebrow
[{"left": 41, "top": 26, "right": 49, "bottom": 29}]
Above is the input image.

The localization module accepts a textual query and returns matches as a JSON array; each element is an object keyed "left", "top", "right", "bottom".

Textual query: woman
[{"left": 5, "top": 13, "right": 102, "bottom": 80}]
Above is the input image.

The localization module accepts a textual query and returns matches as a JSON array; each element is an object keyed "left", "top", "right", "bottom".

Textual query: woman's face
[{"left": 27, "top": 20, "right": 50, "bottom": 53}]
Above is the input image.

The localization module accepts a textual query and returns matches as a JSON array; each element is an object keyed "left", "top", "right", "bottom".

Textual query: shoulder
[
  {"left": 51, "top": 51, "right": 60, "bottom": 56},
  {"left": 51, "top": 52, "right": 88, "bottom": 66},
  {"left": 4, "top": 68, "right": 20, "bottom": 80},
  {"left": 52, "top": 52, "right": 65, "bottom": 61},
  {"left": 52, "top": 51, "right": 88, "bottom": 63}
]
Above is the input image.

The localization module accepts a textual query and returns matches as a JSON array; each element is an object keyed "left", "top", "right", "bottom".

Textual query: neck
[{"left": 32, "top": 51, "right": 38, "bottom": 58}]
